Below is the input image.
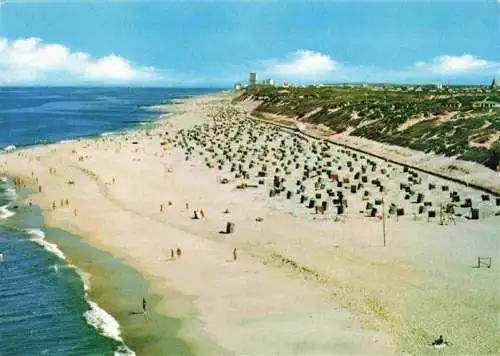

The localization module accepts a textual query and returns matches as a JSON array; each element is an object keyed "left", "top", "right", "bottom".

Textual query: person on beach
[
  {"left": 142, "top": 298, "right": 147, "bottom": 313},
  {"left": 185, "top": 202, "right": 189, "bottom": 210},
  {"left": 52, "top": 201, "right": 56, "bottom": 209},
  {"left": 170, "top": 248, "right": 175, "bottom": 260},
  {"left": 73, "top": 209, "right": 77, "bottom": 216},
  {"left": 176, "top": 248, "right": 182, "bottom": 259},
  {"left": 233, "top": 248, "right": 238, "bottom": 261},
  {"left": 432, "top": 335, "right": 448, "bottom": 347},
  {"left": 193, "top": 210, "right": 199, "bottom": 219},
  {"left": 200, "top": 209, "right": 205, "bottom": 218},
  {"left": 160, "top": 204, "right": 164, "bottom": 213}
]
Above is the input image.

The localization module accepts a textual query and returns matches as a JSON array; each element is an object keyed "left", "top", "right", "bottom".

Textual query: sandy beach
[{"left": 1, "top": 92, "right": 499, "bottom": 355}]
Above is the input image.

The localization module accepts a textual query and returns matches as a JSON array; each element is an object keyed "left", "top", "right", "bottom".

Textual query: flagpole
[{"left": 382, "top": 196, "right": 387, "bottom": 247}]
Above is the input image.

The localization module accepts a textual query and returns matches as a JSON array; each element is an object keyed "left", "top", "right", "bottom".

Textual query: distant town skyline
[{"left": 0, "top": 0, "right": 498, "bottom": 86}]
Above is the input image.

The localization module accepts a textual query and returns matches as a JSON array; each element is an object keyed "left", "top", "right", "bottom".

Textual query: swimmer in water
[{"left": 142, "top": 298, "right": 147, "bottom": 313}]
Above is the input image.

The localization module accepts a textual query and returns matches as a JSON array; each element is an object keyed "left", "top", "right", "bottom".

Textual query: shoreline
[
  {"left": 0, "top": 92, "right": 236, "bottom": 355},
  {"left": 0, "top": 93, "right": 229, "bottom": 355},
  {"left": 0, "top": 175, "right": 206, "bottom": 356},
  {"left": 0, "top": 179, "right": 134, "bottom": 355},
  {"left": 1, "top": 91, "right": 498, "bottom": 354}
]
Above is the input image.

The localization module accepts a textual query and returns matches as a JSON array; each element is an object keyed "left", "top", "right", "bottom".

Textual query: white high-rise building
[
  {"left": 262, "top": 78, "right": 275, "bottom": 86},
  {"left": 249, "top": 72, "right": 257, "bottom": 86}
]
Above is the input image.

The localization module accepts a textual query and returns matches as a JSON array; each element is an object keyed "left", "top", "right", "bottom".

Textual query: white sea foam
[
  {"left": 84, "top": 300, "right": 124, "bottom": 341},
  {"left": 114, "top": 346, "right": 136, "bottom": 356},
  {"left": 26, "top": 228, "right": 67, "bottom": 260},
  {"left": 0, "top": 177, "right": 7, "bottom": 183},
  {"left": 100, "top": 132, "right": 116, "bottom": 137},
  {"left": 2, "top": 145, "right": 16, "bottom": 153},
  {"left": 74, "top": 264, "right": 135, "bottom": 355},
  {"left": 25, "top": 228, "right": 135, "bottom": 355},
  {"left": 84, "top": 300, "right": 135, "bottom": 356},
  {"left": 3, "top": 187, "right": 17, "bottom": 200},
  {"left": 0, "top": 205, "right": 15, "bottom": 220},
  {"left": 59, "top": 139, "right": 77, "bottom": 144},
  {"left": 74, "top": 266, "right": 91, "bottom": 292},
  {"left": 142, "top": 104, "right": 170, "bottom": 112}
]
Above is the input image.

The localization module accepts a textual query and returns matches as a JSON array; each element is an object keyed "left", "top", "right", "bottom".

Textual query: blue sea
[
  {"left": 0, "top": 87, "right": 218, "bottom": 148},
  {"left": 0, "top": 87, "right": 219, "bottom": 355}
]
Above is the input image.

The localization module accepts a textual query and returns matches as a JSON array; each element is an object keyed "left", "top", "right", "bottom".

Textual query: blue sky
[{"left": 0, "top": 0, "right": 498, "bottom": 86}]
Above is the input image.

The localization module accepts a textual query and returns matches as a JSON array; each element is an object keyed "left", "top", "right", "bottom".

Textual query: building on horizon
[
  {"left": 249, "top": 72, "right": 257, "bottom": 87},
  {"left": 262, "top": 78, "right": 275, "bottom": 86}
]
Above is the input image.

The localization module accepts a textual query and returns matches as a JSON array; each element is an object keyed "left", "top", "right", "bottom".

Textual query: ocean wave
[
  {"left": 2, "top": 145, "right": 16, "bottom": 153},
  {"left": 0, "top": 177, "right": 7, "bottom": 183},
  {"left": 100, "top": 132, "right": 116, "bottom": 137},
  {"left": 25, "top": 228, "right": 135, "bottom": 355},
  {"left": 26, "top": 228, "right": 67, "bottom": 261},
  {"left": 73, "top": 266, "right": 91, "bottom": 292},
  {"left": 141, "top": 104, "right": 170, "bottom": 112},
  {"left": 82, "top": 289, "right": 135, "bottom": 355},
  {"left": 3, "top": 187, "right": 18, "bottom": 201},
  {"left": 59, "top": 139, "right": 77, "bottom": 144},
  {"left": 0, "top": 205, "right": 15, "bottom": 220},
  {"left": 84, "top": 301, "right": 133, "bottom": 346}
]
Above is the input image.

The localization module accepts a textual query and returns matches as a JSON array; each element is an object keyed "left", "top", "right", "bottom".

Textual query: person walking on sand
[
  {"left": 170, "top": 248, "right": 175, "bottom": 260},
  {"left": 200, "top": 209, "right": 205, "bottom": 218},
  {"left": 142, "top": 298, "right": 147, "bottom": 313},
  {"left": 233, "top": 248, "right": 238, "bottom": 261},
  {"left": 185, "top": 202, "right": 189, "bottom": 210},
  {"left": 176, "top": 248, "right": 182, "bottom": 259},
  {"left": 160, "top": 204, "right": 163, "bottom": 213}
]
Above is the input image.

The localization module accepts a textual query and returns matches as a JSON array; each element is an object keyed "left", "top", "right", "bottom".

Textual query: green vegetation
[{"left": 236, "top": 85, "right": 500, "bottom": 170}]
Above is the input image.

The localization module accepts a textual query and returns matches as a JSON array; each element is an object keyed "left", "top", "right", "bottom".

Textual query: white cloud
[
  {"left": 0, "top": 37, "right": 158, "bottom": 84},
  {"left": 250, "top": 51, "right": 498, "bottom": 85},
  {"left": 413, "top": 54, "right": 496, "bottom": 75},
  {"left": 261, "top": 50, "right": 339, "bottom": 79}
]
